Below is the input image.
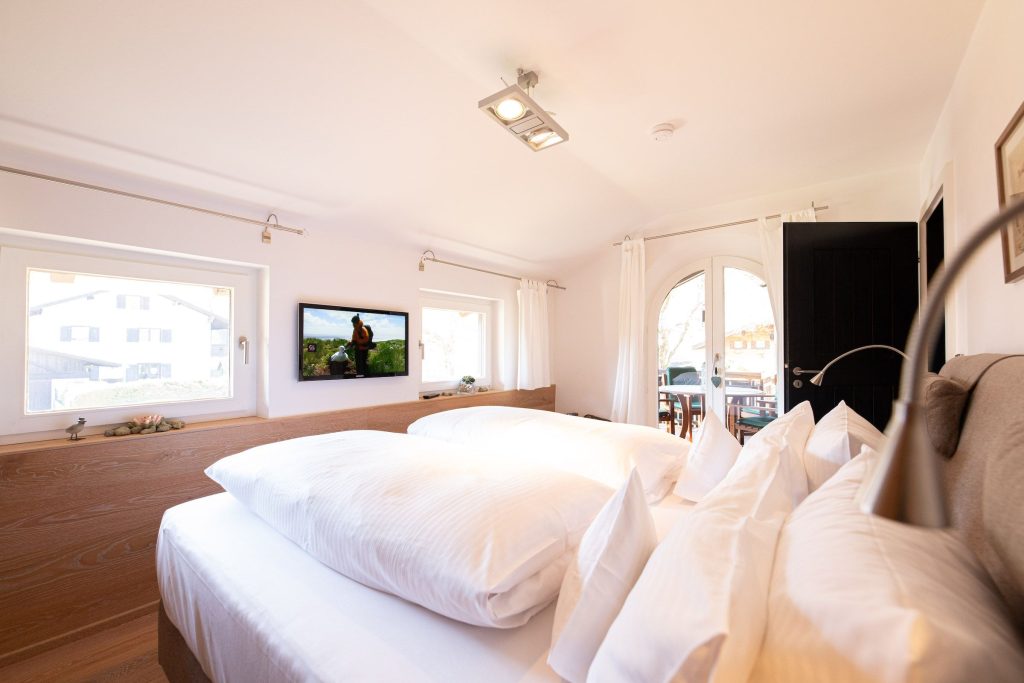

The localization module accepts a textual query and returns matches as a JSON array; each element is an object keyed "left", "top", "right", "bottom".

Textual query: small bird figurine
[{"left": 65, "top": 417, "right": 86, "bottom": 441}]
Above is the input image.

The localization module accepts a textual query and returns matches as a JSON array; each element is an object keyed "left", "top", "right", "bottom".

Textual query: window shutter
[
  {"left": 116, "top": 295, "right": 126, "bottom": 308},
  {"left": 127, "top": 328, "right": 139, "bottom": 342},
  {"left": 160, "top": 329, "right": 172, "bottom": 343},
  {"left": 60, "top": 326, "right": 71, "bottom": 342},
  {"left": 89, "top": 327, "right": 99, "bottom": 342}
]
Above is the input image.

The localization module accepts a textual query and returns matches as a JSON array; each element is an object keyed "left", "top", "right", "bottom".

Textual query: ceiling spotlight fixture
[
  {"left": 650, "top": 123, "right": 675, "bottom": 141},
  {"left": 479, "top": 68, "right": 568, "bottom": 152}
]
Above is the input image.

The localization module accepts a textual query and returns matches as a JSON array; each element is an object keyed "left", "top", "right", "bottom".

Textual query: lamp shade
[{"left": 858, "top": 400, "right": 947, "bottom": 526}]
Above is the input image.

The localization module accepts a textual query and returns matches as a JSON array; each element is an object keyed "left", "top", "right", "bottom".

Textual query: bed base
[{"left": 158, "top": 602, "right": 212, "bottom": 683}]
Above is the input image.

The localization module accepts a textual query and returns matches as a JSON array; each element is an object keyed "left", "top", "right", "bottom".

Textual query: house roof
[
  {"left": 30, "top": 291, "right": 228, "bottom": 328},
  {"left": 28, "top": 348, "right": 121, "bottom": 367}
]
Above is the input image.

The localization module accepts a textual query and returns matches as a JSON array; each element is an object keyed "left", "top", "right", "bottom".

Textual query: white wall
[
  {"left": 919, "top": 0, "right": 1024, "bottom": 356},
  {"left": 554, "top": 166, "right": 920, "bottom": 420},
  {"left": 0, "top": 170, "right": 552, "bottom": 440}
]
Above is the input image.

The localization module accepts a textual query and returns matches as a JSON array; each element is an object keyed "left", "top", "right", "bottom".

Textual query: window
[
  {"left": 126, "top": 327, "right": 171, "bottom": 343},
  {"left": 420, "top": 293, "right": 498, "bottom": 390},
  {"left": 26, "top": 269, "right": 229, "bottom": 413},
  {"left": 60, "top": 325, "right": 99, "bottom": 342},
  {"left": 0, "top": 245, "right": 259, "bottom": 440},
  {"left": 116, "top": 294, "right": 150, "bottom": 310}
]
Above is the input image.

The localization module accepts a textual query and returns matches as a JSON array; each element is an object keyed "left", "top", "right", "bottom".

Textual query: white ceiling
[{"left": 0, "top": 1, "right": 985, "bottom": 269}]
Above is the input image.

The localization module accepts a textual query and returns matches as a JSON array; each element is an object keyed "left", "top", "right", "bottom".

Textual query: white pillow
[
  {"left": 408, "top": 407, "right": 690, "bottom": 502},
  {"left": 673, "top": 411, "right": 741, "bottom": 502},
  {"left": 739, "top": 400, "right": 815, "bottom": 506},
  {"left": 751, "top": 447, "right": 1024, "bottom": 683},
  {"left": 803, "top": 400, "right": 885, "bottom": 492},
  {"left": 205, "top": 430, "right": 611, "bottom": 628},
  {"left": 588, "top": 414, "right": 807, "bottom": 683},
  {"left": 548, "top": 470, "right": 657, "bottom": 683}
]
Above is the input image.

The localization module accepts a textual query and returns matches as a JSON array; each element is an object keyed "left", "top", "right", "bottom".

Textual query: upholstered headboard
[{"left": 940, "top": 354, "right": 1024, "bottom": 628}]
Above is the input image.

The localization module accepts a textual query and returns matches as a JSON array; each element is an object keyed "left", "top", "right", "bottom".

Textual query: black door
[
  {"left": 924, "top": 199, "right": 945, "bottom": 373},
  {"left": 784, "top": 222, "right": 918, "bottom": 431}
]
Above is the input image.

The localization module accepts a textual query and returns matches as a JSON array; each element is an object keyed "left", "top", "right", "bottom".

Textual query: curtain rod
[
  {"left": 611, "top": 203, "right": 829, "bottom": 246},
  {"left": 419, "top": 251, "right": 566, "bottom": 290},
  {"left": 0, "top": 164, "right": 307, "bottom": 236}
]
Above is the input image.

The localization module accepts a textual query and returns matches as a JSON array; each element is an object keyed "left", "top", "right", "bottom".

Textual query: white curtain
[
  {"left": 610, "top": 239, "right": 647, "bottom": 424},
  {"left": 758, "top": 207, "right": 816, "bottom": 412},
  {"left": 517, "top": 279, "right": 551, "bottom": 390}
]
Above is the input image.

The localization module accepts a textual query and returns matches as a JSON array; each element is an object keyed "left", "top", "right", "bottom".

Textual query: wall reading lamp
[{"left": 808, "top": 344, "right": 909, "bottom": 387}]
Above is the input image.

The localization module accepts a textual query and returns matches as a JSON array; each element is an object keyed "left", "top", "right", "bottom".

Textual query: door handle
[
  {"left": 239, "top": 336, "right": 249, "bottom": 365},
  {"left": 792, "top": 366, "right": 821, "bottom": 376}
]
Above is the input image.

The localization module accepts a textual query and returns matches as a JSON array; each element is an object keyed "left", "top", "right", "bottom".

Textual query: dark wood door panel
[{"left": 784, "top": 222, "right": 918, "bottom": 430}]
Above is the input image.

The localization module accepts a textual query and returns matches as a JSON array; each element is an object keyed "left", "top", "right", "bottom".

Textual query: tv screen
[{"left": 299, "top": 303, "right": 409, "bottom": 380}]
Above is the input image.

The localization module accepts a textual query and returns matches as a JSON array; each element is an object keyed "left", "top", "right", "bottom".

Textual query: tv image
[{"left": 299, "top": 303, "right": 409, "bottom": 380}]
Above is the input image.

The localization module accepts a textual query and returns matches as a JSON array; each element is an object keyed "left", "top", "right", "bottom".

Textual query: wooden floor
[{"left": 0, "top": 612, "right": 166, "bottom": 683}]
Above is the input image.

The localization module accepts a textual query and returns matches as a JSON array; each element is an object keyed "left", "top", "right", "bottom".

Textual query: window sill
[{"left": 0, "top": 415, "right": 266, "bottom": 456}]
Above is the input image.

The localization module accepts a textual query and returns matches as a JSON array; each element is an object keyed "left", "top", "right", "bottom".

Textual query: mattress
[{"left": 158, "top": 492, "right": 694, "bottom": 683}]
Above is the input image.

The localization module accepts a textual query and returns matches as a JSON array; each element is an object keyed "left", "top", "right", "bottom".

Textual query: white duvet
[
  {"left": 408, "top": 407, "right": 689, "bottom": 501},
  {"left": 205, "top": 430, "right": 611, "bottom": 628}
]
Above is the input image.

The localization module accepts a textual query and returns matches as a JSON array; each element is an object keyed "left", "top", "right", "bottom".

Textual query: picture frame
[{"left": 995, "top": 99, "right": 1024, "bottom": 283}]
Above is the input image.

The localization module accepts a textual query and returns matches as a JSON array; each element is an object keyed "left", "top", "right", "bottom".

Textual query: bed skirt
[{"left": 158, "top": 602, "right": 212, "bottom": 683}]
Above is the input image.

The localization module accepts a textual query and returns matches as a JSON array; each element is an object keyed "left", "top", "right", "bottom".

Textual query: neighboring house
[
  {"left": 725, "top": 324, "right": 775, "bottom": 353},
  {"left": 27, "top": 290, "right": 229, "bottom": 411}
]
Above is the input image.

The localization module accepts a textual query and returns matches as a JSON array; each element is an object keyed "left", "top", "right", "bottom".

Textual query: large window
[
  {"left": 420, "top": 293, "right": 496, "bottom": 390},
  {"left": 0, "top": 245, "right": 259, "bottom": 440}
]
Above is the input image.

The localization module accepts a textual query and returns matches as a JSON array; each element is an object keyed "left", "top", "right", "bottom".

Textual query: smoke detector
[{"left": 650, "top": 123, "right": 676, "bottom": 141}]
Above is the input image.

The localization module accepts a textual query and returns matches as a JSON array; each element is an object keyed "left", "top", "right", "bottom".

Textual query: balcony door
[{"left": 657, "top": 256, "right": 777, "bottom": 424}]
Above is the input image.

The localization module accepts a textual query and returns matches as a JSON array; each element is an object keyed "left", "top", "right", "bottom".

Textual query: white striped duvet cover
[
  {"left": 407, "top": 407, "right": 690, "bottom": 502},
  {"left": 205, "top": 430, "right": 612, "bottom": 628}
]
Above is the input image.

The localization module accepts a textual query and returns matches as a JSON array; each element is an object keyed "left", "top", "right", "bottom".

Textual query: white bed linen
[
  {"left": 205, "top": 430, "right": 612, "bottom": 628},
  {"left": 407, "top": 407, "right": 689, "bottom": 502},
  {"left": 158, "top": 493, "right": 694, "bottom": 683}
]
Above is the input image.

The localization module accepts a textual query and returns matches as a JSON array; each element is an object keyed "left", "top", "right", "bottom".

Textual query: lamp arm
[
  {"left": 900, "top": 197, "right": 1024, "bottom": 405},
  {"left": 818, "top": 344, "right": 908, "bottom": 377}
]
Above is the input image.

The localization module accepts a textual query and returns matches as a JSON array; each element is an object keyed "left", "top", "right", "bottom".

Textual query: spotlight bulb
[{"left": 494, "top": 98, "right": 526, "bottom": 121}]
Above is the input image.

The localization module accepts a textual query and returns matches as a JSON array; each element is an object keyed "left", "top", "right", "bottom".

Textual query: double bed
[
  {"left": 157, "top": 355, "right": 1024, "bottom": 683},
  {"left": 158, "top": 492, "right": 693, "bottom": 682}
]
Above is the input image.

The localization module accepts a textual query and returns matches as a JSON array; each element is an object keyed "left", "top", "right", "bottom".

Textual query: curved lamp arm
[
  {"left": 809, "top": 344, "right": 909, "bottom": 386},
  {"left": 859, "top": 196, "right": 1024, "bottom": 526}
]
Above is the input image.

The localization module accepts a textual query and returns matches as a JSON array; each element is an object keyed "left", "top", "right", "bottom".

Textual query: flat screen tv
[{"left": 298, "top": 303, "right": 409, "bottom": 380}]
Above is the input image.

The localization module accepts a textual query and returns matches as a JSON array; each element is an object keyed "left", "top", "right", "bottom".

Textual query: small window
[
  {"left": 126, "top": 327, "right": 170, "bottom": 343},
  {"left": 60, "top": 325, "right": 99, "bottom": 342},
  {"left": 420, "top": 293, "right": 497, "bottom": 390},
  {"left": 1, "top": 245, "right": 260, "bottom": 441},
  {"left": 116, "top": 294, "right": 150, "bottom": 310}
]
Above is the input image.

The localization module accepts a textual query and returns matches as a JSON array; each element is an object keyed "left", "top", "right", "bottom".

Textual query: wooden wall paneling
[{"left": 0, "top": 386, "right": 554, "bottom": 665}]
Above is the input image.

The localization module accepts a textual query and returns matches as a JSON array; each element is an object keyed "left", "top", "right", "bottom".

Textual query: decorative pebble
[{"left": 105, "top": 418, "right": 188, "bottom": 436}]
